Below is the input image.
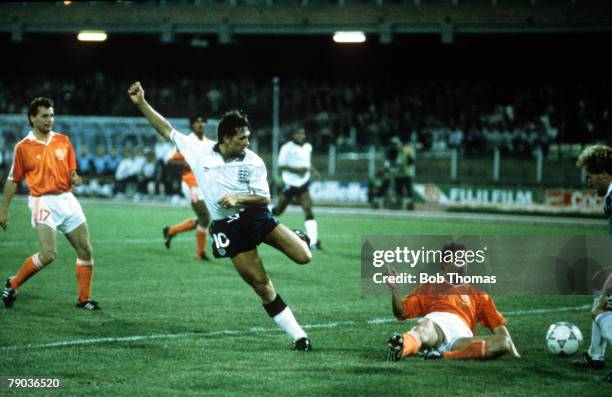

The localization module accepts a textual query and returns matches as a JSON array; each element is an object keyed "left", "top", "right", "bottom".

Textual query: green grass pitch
[{"left": 0, "top": 199, "right": 608, "bottom": 396}]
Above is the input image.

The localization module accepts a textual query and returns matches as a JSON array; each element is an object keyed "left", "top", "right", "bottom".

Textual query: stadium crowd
[
  {"left": 0, "top": 132, "right": 182, "bottom": 201},
  {"left": 0, "top": 76, "right": 610, "bottom": 203},
  {"left": 0, "top": 75, "right": 610, "bottom": 153}
]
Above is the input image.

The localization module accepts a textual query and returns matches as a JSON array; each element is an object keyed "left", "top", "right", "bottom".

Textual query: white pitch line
[
  {"left": 0, "top": 304, "right": 590, "bottom": 352},
  {"left": 0, "top": 238, "right": 166, "bottom": 247},
  {"left": 8, "top": 196, "right": 605, "bottom": 228},
  {"left": 505, "top": 304, "right": 590, "bottom": 315}
]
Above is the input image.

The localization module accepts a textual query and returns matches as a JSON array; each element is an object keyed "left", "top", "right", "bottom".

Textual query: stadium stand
[{"left": 1, "top": 77, "right": 609, "bottom": 151}]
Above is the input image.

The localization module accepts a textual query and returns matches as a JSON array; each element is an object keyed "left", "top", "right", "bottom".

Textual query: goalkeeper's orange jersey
[
  {"left": 401, "top": 282, "right": 506, "bottom": 334},
  {"left": 170, "top": 151, "right": 198, "bottom": 188}
]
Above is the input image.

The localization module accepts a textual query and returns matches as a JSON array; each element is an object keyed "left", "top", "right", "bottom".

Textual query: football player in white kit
[
  {"left": 272, "top": 127, "right": 321, "bottom": 249},
  {"left": 163, "top": 114, "right": 211, "bottom": 260},
  {"left": 574, "top": 269, "right": 612, "bottom": 382},
  {"left": 128, "top": 82, "right": 313, "bottom": 351}
]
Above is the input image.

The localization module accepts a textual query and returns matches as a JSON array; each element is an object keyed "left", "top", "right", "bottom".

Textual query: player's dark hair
[
  {"left": 217, "top": 110, "right": 249, "bottom": 142},
  {"left": 27, "top": 97, "right": 54, "bottom": 127},
  {"left": 576, "top": 144, "right": 612, "bottom": 174},
  {"left": 189, "top": 113, "right": 205, "bottom": 128}
]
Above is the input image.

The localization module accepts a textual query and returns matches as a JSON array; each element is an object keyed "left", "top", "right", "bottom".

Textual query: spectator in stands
[
  {"left": 0, "top": 142, "right": 5, "bottom": 190},
  {"left": 464, "top": 122, "right": 485, "bottom": 156},
  {"left": 512, "top": 123, "right": 529, "bottom": 157},
  {"left": 384, "top": 137, "right": 415, "bottom": 210},
  {"left": 0, "top": 135, "right": 15, "bottom": 191},
  {"left": 1, "top": 74, "right": 610, "bottom": 156},
  {"left": 137, "top": 148, "right": 159, "bottom": 199},
  {"left": 105, "top": 147, "right": 121, "bottom": 177},
  {"left": 92, "top": 145, "right": 110, "bottom": 176},
  {"left": 500, "top": 122, "right": 514, "bottom": 155},
  {"left": 154, "top": 134, "right": 177, "bottom": 196},
  {"left": 89, "top": 144, "right": 114, "bottom": 198},
  {"left": 525, "top": 122, "right": 542, "bottom": 157},
  {"left": 447, "top": 124, "right": 464, "bottom": 156},
  {"left": 368, "top": 168, "right": 390, "bottom": 209},
  {"left": 484, "top": 122, "right": 503, "bottom": 150},
  {"left": 114, "top": 147, "right": 140, "bottom": 198},
  {"left": 77, "top": 144, "right": 94, "bottom": 177},
  {"left": 73, "top": 145, "right": 95, "bottom": 196},
  {"left": 133, "top": 146, "right": 146, "bottom": 173},
  {"left": 207, "top": 85, "right": 223, "bottom": 113}
]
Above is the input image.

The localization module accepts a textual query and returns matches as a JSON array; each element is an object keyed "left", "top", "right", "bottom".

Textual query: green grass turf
[{"left": 0, "top": 199, "right": 608, "bottom": 396}]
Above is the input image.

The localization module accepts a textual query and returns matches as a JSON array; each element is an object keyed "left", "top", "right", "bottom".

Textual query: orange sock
[
  {"left": 10, "top": 254, "right": 44, "bottom": 289},
  {"left": 401, "top": 332, "right": 422, "bottom": 358},
  {"left": 196, "top": 226, "right": 207, "bottom": 258},
  {"left": 168, "top": 219, "right": 197, "bottom": 236},
  {"left": 76, "top": 259, "right": 94, "bottom": 303},
  {"left": 443, "top": 340, "right": 488, "bottom": 360}
]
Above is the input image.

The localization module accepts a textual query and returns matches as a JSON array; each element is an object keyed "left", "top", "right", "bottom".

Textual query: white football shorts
[
  {"left": 181, "top": 181, "right": 204, "bottom": 203},
  {"left": 28, "top": 192, "right": 86, "bottom": 234},
  {"left": 422, "top": 311, "right": 474, "bottom": 352}
]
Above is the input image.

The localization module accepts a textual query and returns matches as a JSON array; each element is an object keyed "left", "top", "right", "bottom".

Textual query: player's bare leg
[
  {"left": 65, "top": 222, "right": 99, "bottom": 309},
  {"left": 271, "top": 192, "right": 291, "bottom": 216},
  {"left": 192, "top": 200, "right": 210, "bottom": 228},
  {"left": 231, "top": 248, "right": 310, "bottom": 349},
  {"left": 388, "top": 318, "right": 444, "bottom": 361},
  {"left": 163, "top": 218, "right": 197, "bottom": 249},
  {"left": 298, "top": 191, "right": 314, "bottom": 220},
  {"left": 36, "top": 224, "right": 58, "bottom": 265},
  {"left": 65, "top": 222, "right": 93, "bottom": 260},
  {"left": 231, "top": 248, "right": 275, "bottom": 303},
  {"left": 3, "top": 224, "right": 55, "bottom": 308},
  {"left": 402, "top": 318, "right": 443, "bottom": 357},
  {"left": 263, "top": 224, "right": 311, "bottom": 264},
  {"left": 297, "top": 191, "right": 319, "bottom": 249},
  {"left": 192, "top": 200, "right": 210, "bottom": 260}
]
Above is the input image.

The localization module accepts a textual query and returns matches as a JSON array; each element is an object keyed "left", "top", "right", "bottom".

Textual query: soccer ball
[{"left": 545, "top": 322, "right": 583, "bottom": 356}]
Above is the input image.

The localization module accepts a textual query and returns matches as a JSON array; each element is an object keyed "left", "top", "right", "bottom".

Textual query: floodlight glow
[
  {"left": 333, "top": 31, "right": 366, "bottom": 43},
  {"left": 77, "top": 31, "right": 107, "bottom": 42}
]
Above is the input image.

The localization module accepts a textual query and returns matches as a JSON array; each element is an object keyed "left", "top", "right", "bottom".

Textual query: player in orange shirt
[
  {"left": 385, "top": 243, "right": 519, "bottom": 361},
  {"left": 1, "top": 97, "right": 100, "bottom": 310},
  {"left": 162, "top": 115, "right": 211, "bottom": 260}
]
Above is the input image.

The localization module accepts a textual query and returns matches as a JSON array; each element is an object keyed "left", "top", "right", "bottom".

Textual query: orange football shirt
[
  {"left": 9, "top": 132, "right": 76, "bottom": 196},
  {"left": 401, "top": 282, "right": 506, "bottom": 334},
  {"left": 170, "top": 151, "right": 198, "bottom": 188}
]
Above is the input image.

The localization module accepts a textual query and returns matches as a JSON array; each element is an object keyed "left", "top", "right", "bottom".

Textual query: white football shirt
[
  {"left": 171, "top": 129, "right": 270, "bottom": 220},
  {"left": 277, "top": 141, "right": 312, "bottom": 187}
]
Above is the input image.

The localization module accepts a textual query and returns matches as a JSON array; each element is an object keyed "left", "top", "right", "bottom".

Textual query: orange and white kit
[
  {"left": 171, "top": 151, "right": 204, "bottom": 203},
  {"left": 9, "top": 131, "right": 86, "bottom": 233}
]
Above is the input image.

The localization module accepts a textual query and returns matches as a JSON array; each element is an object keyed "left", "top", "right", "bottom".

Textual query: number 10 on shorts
[{"left": 212, "top": 232, "right": 230, "bottom": 249}]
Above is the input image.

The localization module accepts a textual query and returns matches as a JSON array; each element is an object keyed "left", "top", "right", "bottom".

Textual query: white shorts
[
  {"left": 181, "top": 181, "right": 204, "bottom": 203},
  {"left": 28, "top": 192, "right": 86, "bottom": 234},
  {"left": 422, "top": 311, "right": 474, "bottom": 352}
]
